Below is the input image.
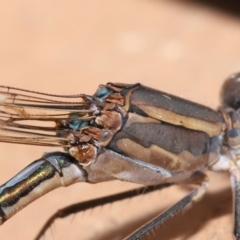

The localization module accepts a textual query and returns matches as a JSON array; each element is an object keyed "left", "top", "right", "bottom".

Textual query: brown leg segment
[
  {"left": 230, "top": 167, "right": 240, "bottom": 240},
  {"left": 125, "top": 172, "right": 208, "bottom": 240},
  {"left": 34, "top": 183, "right": 172, "bottom": 240}
]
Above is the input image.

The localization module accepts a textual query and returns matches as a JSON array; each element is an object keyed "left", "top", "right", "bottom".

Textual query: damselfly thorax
[{"left": 1, "top": 73, "right": 240, "bottom": 239}]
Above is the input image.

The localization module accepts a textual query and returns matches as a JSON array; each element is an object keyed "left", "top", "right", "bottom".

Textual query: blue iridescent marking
[
  {"left": 94, "top": 85, "right": 113, "bottom": 102},
  {"left": 68, "top": 113, "right": 89, "bottom": 130}
]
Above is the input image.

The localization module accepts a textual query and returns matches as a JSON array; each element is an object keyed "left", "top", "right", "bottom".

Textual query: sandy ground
[{"left": 0, "top": 1, "right": 240, "bottom": 239}]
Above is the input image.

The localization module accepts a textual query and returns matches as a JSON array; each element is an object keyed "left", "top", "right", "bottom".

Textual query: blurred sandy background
[{"left": 0, "top": 1, "right": 240, "bottom": 239}]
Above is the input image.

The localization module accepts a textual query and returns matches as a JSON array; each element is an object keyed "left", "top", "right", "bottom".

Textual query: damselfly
[{"left": 0, "top": 73, "right": 240, "bottom": 239}]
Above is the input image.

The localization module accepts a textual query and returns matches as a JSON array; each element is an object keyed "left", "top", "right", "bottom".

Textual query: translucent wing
[{"left": 0, "top": 86, "right": 95, "bottom": 147}]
